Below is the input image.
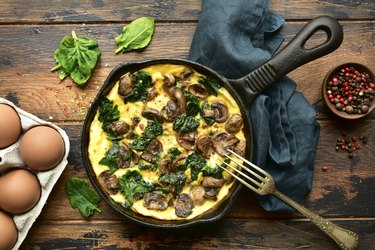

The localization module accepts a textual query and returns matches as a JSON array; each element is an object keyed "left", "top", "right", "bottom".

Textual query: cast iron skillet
[{"left": 82, "top": 16, "right": 343, "bottom": 228}]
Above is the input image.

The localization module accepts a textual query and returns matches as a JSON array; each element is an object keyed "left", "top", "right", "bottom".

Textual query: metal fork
[{"left": 216, "top": 148, "right": 359, "bottom": 250}]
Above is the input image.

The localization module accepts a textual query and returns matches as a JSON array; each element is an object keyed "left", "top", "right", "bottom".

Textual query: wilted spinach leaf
[
  {"left": 184, "top": 152, "right": 207, "bottom": 181},
  {"left": 119, "top": 170, "right": 154, "bottom": 208},
  {"left": 115, "top": 16, "right": 155, "bottom": 54},
  {"left": 202, "top": 159, "right": 229, "bottom": 179},
  {"left": 99, "top": 142, "right": 132, "bottom": 173},
  {"left": 173, "top": 114, "right": 199, "bottom": 133},
  {"left": 65, "top": 177, "right": 101, "bottom": 218},
  {"left": 98, "top": 97, "right": 120, "bottom": 131},
  {"left": 159, "top": 171, "right": 186, "bottom": 195},
  {"left": 184, "top": 90, "right": 200, "bottom": 116},
  {"left": 198, "top": 75, "right": 221, "bottom": 96},
  {"left": 125, "top": 71, "right": 153, "bottom": 103},
  {"left": 129, "top": 121, "right": 163, "bottom": 150},
  {"left": 51, "top": 30, "right": 101, "bottom": 85},
  {"left": 138, "top": 162, "right": 157, "bottom": 171},
  {"left": 168, "top": 147, "right": 181, "bottom": 161}
]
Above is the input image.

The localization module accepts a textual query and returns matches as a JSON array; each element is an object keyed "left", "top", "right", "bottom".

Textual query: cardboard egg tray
[{"left": 0, "top": 97, "right": 70, "bottom": 250}]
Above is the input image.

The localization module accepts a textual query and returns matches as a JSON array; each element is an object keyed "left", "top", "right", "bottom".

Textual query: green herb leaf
[
  {"left": 173, "top": 114, "right": 200, "bottom": 133},
  {"left": 115, "top": 17, "right": 155, "bottom": 54},
  {"left": 119, "top": 170, "right": 154, "bottom": 208},
  {"left": 125, "top": 71, "right": 154, "bottom": 103},
  {"left": 99, "top": 142, "right": 132, "bottom": 173},
  {"left": 129, "top": 121, "right": 163, "bottom": 150},
  {"left": 51, "top": 30, "right": 101, "bottom": 85},
  {"left": 184, "top": 90, "right": 200, "bottom": 116},
  {"left": 138, "top": 162, "right": 157, "bottom": 171},
  {"left": 202, "top": 159, "right": 229, "bottom": 179},
  {"left": 184, "top": 152, "right": 207, "bottom": 181},
  {"left": 198, "top": 75, "right": 221, "bottom": 96},
  {"left": 98, "top": 97, "right": 120, "bottom": 130},
  {"left": 65, "top": 177, "right": 101, "bottom": 218},
  {"left": 168, "top": 147, "right": 182, "bottom": 161},
  {"left": 159, "top": 171, "right": 186, "bottom": 195}
]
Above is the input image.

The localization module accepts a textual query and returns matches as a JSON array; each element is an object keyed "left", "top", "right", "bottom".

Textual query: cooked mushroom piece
[
  {"left": 147, "top": 87, "right": 158, "bottom": 101},
  {"left": 118, "top": 73, "right": 134, "bottom": 98},
  {"left": 191, "top": 186, "right": 205, "bottom": 206},
  {"left": 225, "top": 114, "right": 243, "bottom": 134},
  {"left": 159, "top": 157, "right": 174, "bottom": 173},
  {"left": 195, "top": 135, "right": 213, "bottom": 159},
  {"left": 118, "top": 144, "right": 134, "bottom": 168},
  {"left": 175, "top": 193, "right": 194, "bottom": 218},
  {"left": 172, "top": 88, "right": 186, "bottom": 114},
  {"left": 160, "top": 100, "right": 179, "bottom": 122},
  {"left": 140, "top": 139, "right": 163, "bottom": 164},
  {"left": 143, "top": 192, "right": 169, "bottom": 211},
  {"left": 98, "top": 170, "right": 119, "bottom": 195},
  {"left": 202, "top": 176, "right": 225, "bottom": 188},
  {"left": 234, "top": 140, "right": 246, "bottom": 157},
  {"left": 188, "top": 84, "right": 209, "bottom": 99},
  {"left": 202, "top": 107, "right": 215, "bottom": 118},
  {"left": 163, "top": 73, "right": 175, "bottom": 87},
  {"left": 212, "top": 132, "right": 240, "bottom": 156},
  {"left": 105, "top": 121, "right": 130, "bottom": 136},
  {"left": 204, "top": 188, "right": 220, "bottom": 200},
  {"left": 176, "top": 131, "right": 197, "bottom": 151},
  {"left": 211, "top": 101, "right": 229, "bottom": 123},
  {"left": 141, "top": 108, "right": 163, "bottom": 122}
]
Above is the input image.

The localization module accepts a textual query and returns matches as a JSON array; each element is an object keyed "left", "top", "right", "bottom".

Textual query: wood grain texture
[
  {"left": 0, "top": 22, "right": 374, "bottom": 121},
  {"left": 0, "top": 0, "right": 374, "bottom": 23}
]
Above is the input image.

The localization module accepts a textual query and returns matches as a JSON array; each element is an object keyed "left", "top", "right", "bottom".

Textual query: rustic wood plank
[
  {"left": 20, "top": 219, "right": 374, "bottom": 249},
  {"left": 33, "top": 119, "right": 374, "bottom": 222},
  {"left": 0, "top": 0, "right": 373, "bottom": 23},
  {"left": 0, "top": 22, "right": 374, "bottom": 121}
]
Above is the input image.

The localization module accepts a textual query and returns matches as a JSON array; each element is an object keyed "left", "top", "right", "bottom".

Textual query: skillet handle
[{"left": 237, "top": 15, "right": 343, "bottom": 93}]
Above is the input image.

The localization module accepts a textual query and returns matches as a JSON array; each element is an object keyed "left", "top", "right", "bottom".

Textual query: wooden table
[{"left": 0, "top": 1, "right": 374, "bottom": 249}]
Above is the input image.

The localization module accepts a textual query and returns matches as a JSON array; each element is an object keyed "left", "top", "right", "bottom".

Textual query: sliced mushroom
[
  {"left": 225, "top": 114, "right": 243, "bottom": 134},
  {"left": 143, "top": 192, "right": 169, "bottom": 211},
  {"left": 140, "top": 139, "right": 163, "bottom": 164},
  {"left": 159, "top": 157, "right": 174, "bottom": 174},
  {"left": 211, "top": 101, "right": 229, "bottom": 123},
  {"left": 172, "top": 88, "right": 186, "bottom": 114},
  {"left": 147, "top": 87, "right": 158, "bottom": 101},
  {"left": 191, "top": 186, "right": 205, "bottom": 206},
  {"left": 118, "top": 143, "right": 134, "bottom": 168},
  {"left": 141, "top": 108, "right": 163, "bottom": 122},
  {"left": 202, "top": 176, "right": 225, "bottom": 188},
  {"left": 212, "top": 132, "right": 240, "bottom": 156},
  {"left": 176, "top": 131, "right": 197, "bottom": 151},
  {"left": 160, "top": 100, "right": 179, "bottom": 122},
  {"left": 118, "top": 73, "right": 134, "bottom": 98},
  {"left": 172, "top": 154, "right": 187, "bottom": 169},
  {"left": 163, "top": 73, "right": 175, "bottom": 87},
  {"left": 204, "top": 188, "right": 220, "bottom": 200},
  {"left": 105, "top": 121, "right": 130, "bottom": 136},
  {"left": 175, "top": 193, "right": 194, "bottom": 218},
  {"left": 202, "top": 107, "right": 215, "bottom": 118},
  {"left": 188, "top": 84, "right": 209, "bottom": 99},
  {"left": 98, "top": 170, "right": 119, "bottom": 195},
  {"left": 234, "top": 140, "right": 246, "bottom": 157},
  {"left": 195, "top": 135, "right": 213, "bottom": 159}
]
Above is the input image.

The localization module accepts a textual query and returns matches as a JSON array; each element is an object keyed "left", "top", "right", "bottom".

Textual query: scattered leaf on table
[
  {"left": 51, "top": 30, "right": 101, "bottom": 85},
  {"left": 115, "top": 16, "right": 155, "bottom": 54}
]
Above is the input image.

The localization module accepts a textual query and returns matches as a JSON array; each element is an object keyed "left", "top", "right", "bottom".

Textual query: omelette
[{"left": 88, "top": 64, "right": 246, "bottom": 220}]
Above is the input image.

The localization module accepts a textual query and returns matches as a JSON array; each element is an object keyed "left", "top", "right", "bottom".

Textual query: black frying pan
[{"left": 81, "top": 16, "right": 343, "bottom": 228}]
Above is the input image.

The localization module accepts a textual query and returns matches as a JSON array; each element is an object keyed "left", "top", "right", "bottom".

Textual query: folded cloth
[{"left": 188, "top": 0, "right": 320, "bottom": 212}]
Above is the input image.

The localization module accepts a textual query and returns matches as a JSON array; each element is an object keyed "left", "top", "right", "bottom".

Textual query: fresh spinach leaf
[
  {"left": 119, "top": 170, "right": 154, "bottom": 208},
  {"left": 125, "top": 71, "right": 153, "bottom": 103},
  {"left": 65, "top": 177, "right": 101, "bottom": 218},
  {"left": 198, "top": 75, "right": 221, "bottom": 96},
  {"left": 115, "top": 16, "right": 155, "bottom": 54},
  {"left": 129, "top": 121, "right": 163, "bottom": 150},
  {"left": 168, "top": 147, "right": 181, "bottom": 161},
  {"left": 159, "top": 171, "right": 186, "bottom": 195},
  {"left": 98, "top": 97, "right": 120, "bottom": 131},
  {"left": 184, "top": 152, "right": 207, "bottom": 181},
  {"left": 99, "top": 142, "right": 132, "bottom": 173},
  {"left": 51, "top": 30, "right": 101, "bottom": 85},
  {"left": 173, "top": 114, "right": 199, "bottom": 133}
]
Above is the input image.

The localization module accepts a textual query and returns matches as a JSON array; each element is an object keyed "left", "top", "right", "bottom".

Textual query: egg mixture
[{"left": 88, "top": 64, "right": 247, "bottom": 220}]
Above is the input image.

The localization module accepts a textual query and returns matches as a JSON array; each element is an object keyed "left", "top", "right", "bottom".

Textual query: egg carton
[{"left": 0, "top": 97, "right": 70, "bottom": 250}]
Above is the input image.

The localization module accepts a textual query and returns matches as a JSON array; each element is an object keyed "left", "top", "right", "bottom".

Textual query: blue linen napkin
[{"left": 188, "top": 0, "right": 320, "bottom": 212}]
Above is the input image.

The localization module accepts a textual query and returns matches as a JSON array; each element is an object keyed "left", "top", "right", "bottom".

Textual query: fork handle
[{"left": 273, "top": 189, "right": 359, "bottom": 250}]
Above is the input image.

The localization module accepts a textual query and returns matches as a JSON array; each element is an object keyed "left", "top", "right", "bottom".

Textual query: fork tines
[{"left": 214, "top": 148, "right": 269, "bottom": 194}]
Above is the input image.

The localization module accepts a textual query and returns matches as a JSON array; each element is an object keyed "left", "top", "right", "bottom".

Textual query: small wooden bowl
[{"left": 322, "top": 62, "right": 375, "bottom": 119}]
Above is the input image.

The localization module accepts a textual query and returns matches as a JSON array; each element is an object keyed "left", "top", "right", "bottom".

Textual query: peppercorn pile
[
  {"left": 335, "top": 132, "right": 368, "bottom": 159},
  {"left": 326, "top": 66, "right": 374, "bottom": 114}
]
